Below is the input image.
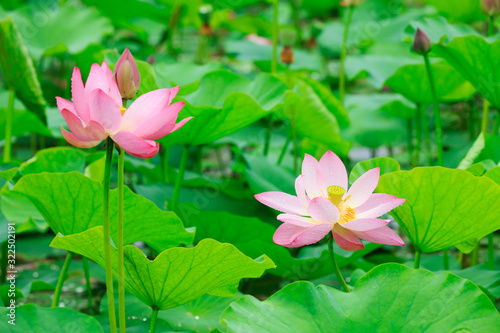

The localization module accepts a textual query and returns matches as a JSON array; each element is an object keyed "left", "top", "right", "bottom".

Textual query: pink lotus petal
[
  {"left": 254, "top": 192, "right": 307, "bottom": 216},
  {"left": 101, "top": 61, "right": 123, "bottom": 106},
  {"left": 342, "top": 218, "right": 390, "bottom": 232},
  {"left": 273, "top": 223, "right": 332, "bottom": 248},
  {"left": 88, "top": 89, "right": 122, "bottom": 134},
  {"left": 295, "top": 175, "right": 309, "bottom": 210},
  {"left": 56, "top": 97, "right": 76, "bottom": 116},
  {"left": 61, "top": 127, "right": 102, "bottom": 149},
  {"left": 85, "top": 63, "right": 108, "bottom": 97},
  {"left": 345, "top": 168, "right": 380, "bottom": 208},
  {"left": 277, "top": 214, "right": 317, "bottom": 227},
  {"left": 319, "top": 151, "right": 348, "bottom": 190},
  {"left": 121, "top": 87, "right": 180, "bottom": 131},
  {"left": 112, "top": 130, "right": 159, "bottom": 158},
  {"left": 307, "top": 197, "right": 340, "bottom": 224},
  {"left": 71, "top": 67, "right": 90, "bottom": 123},
  {"left": 356, "top": 193, "right": 406, "bottom": 219},
  {"left": 333, "top": 231, "right": 365, "bottom": 251},
  {"left": 353, "top": 226, "right": 405, "bottom": 246},
  {"left": 170, "top": 116, "right": 192, "bottom": 133},
  {"left": 60, "top": 109, "right": 107, "bottom": 142},
  {"left": 132, "top": 101, "right": 186, "bottom": 140},
  {"left": 301, "top": 154, "right": 327, "bottom": 198}
]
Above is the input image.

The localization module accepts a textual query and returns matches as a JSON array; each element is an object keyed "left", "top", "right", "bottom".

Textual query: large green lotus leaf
[
  {"left": 12, "top": 172, "right": 193, "bottom": 251},
  {"left": 0, "top": 17, "right": 46, "bottom": 122},
  {"left": 349, "top": 157, "right": 400, "bottom": 185},
  {"left": 5, "top": 5, "right": 114, "bottom": 60},
  {"left": 1, "top": 190, "right": 46, "bottom": 232},
  {"left": 377, "top": 167, "right": 500, "bottom": 253},
  {"left": 81, "top": 0, "right": 170, "bottom": 24},
  {"left": 19, "top": 147, "right": 86, "bottom": 175},
  {"left": 451, "top": 264, "right": 500, "bottom": 299},
  {"left": 51, "top": 227, "right": 274, "bottom": 310},
  {"left": 0, "top": 90, "right": 50, "bottom": 136},
  {"left": 344, "top": 94, "right": 406, "bottom": 149},
  {"left": 179, "top": 208, "right": 381, "bottom": 280},
  {"left": 0, "top": 304, "right": 103, "bottom": 332},
  {"left": 458, "top": 134, "right": 500, "bottom": 169},
  {"left": 243, "top": 154, "right": 296, "bottom": 194},
  {"left": 163, "top": 70, "right": 287, "bottom": 146},
  {"left": 405, "top": 16, "right": 480, "bottom": 43},
  {"left": 422, "top": 0, "right": 485, "bottom": 22},
  {"left": 222, "top": 263, "right": 500, "bottom": 332},
  {"left": 485, "top": 167, "right": 500, "bottom": 185},
  {"left": 385, "top": 61, "right": 476, "bottom": 105},
  {"left": 433, "top": 36, "right": 500, "bottom": 108}
]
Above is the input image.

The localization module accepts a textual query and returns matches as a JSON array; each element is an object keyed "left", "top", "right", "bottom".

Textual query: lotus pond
[{"left": 1, "top": 0, "right": 500, "bottom": 332}]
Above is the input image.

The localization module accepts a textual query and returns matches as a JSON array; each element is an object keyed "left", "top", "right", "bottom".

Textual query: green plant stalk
[
  {"left": 406, "top": 119, "right": 413, "bottom": 165},
  {"left": 328, "top": 237, "right": 350, "bottom": 293},
  {"left": 149, "top": 306, "right": 159, "bottom": 333},
  {"left": 423, "top": 53, "right": 443, "bottom": 166},
  {"left": 414, "top": 250, "right": 421, "bottom": 269},
  {"left": 117, "top": 146, "right": 126, "bottom": 333},
  {"left": 488, "top": 233, "right": 495, "bottom": 270},
  {"left": 171, "top": 145, "right": 189, "bottom": 211},
  {"left": 443, "top": 248, "right": 449, "bottom": 270},
  {"left": 82, "top": 257, "right": 94, "bottom": 315},
  {"left": 0, "top": 241, "right": 7, "bottom": 284},
  {"left": 471, "top": 245, "right": 479, "bottom": 266},
  {"left": 421, "top": 109, "right": 433, "bottom": 165},
  {"left": 413, "top": 104, "right": 422, "bottom": 167},
  {"left": 103, "top": 137, "right": 117, "bottom": 333},
  {"left": 3, "top": 87, "right": 14, "bottom": 163},
  {"left": 339, "top": 5, "right": 354, "bottom": 106},
  {"left": 51, "top": 251, "right": 73, "bottom": 308},
  {"left": 481, "top": 99, "right": 490, "bottom": 134},
  {"left": 277, "top": 129, "right": 292, "bottom": 166}
]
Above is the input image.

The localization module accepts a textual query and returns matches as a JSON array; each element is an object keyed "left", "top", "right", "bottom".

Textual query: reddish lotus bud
[
  {"left": 280, "top": 46, "right": 294, "bottom": 64},
  {"left": 113, "top": 48, "right": 141, "bottom": 100},
  {"left": 482, "top": 0, "right": 500, "bottom": 16},
  {"left": 412, "top": 28, "right": 432, "bottom": 55},
  {"left": 340, "top": 0, "right": 366, "bottom": 6}
]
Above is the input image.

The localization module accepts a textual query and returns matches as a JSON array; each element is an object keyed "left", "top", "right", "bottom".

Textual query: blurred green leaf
[{"left": 349, "top": 157, "right": 400, "bottom": 185}]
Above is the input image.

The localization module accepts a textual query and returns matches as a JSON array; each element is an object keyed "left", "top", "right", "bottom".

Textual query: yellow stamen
[
  {"left": 326, "top": 186, "right": 356, "bottom": 224},
  {"left": 327, "top": 185, "right": 345, "bottom": 206},
  {"left": 120, "top": 106, "right": 127, "bottom": 115}
]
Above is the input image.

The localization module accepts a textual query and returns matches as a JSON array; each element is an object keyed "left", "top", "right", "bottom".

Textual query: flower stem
[
  {"left": 52, "top": 251, "right": 73, "bottom": 308},
  {"left": 414, "top": 250, "right": 421, "bottom": 269},
  {"left": 117, "top": 145, "right": 126, "bottom": 333},
  {"left": 443, "top": 248, "right": 449, "bottom": 270},
  {"left": 3, "top": 86, "right": 14, "bottom": 163},
  {"left": 406, "top": 118, "right": 413, "bottom": 165},
  {"left": 471, "top": 244, "right": 479, "bottom": 266},
  {"left": 488, "top": 233, "right": 495, "bottom": 270},
  {"left": 339, "top": 5, "right": 354, "bottom": 106},
  {"left": 149, "top": 306, "right": 159, "bottom": 333},
  {"left": 481, "top": 99, "right": 490, "bottom": 134},
  {"left": 413, "top": 103, "right": 422, "bottom": 167},
  {"left": 423, "top": 53, "right": 443, "bottom": 166},
  {"left": 328, "top": 237, "right": 350, "bottom": 293},
  {"left": 103, "top": 137, "right": 117, "bottom": 333},
  {"left": 171, "top": 145, "right": 189, "bottom": 212},
  {"left": 277, "top": 129, "right": 292, "bottom": 166},
  {"left": 82, "top": 257, "right": 94, "bottom": 315}
]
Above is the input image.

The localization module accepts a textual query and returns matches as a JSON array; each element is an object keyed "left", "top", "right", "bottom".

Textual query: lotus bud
[
  {"left": 280, "top": 46, "right": 294, "bottom": 64},
  {"left": 199, "top": 5, "right": 213, "bottom": 36},
  {"left": 482, "top": 0, "right": 500, "bottom": 16},
  {"left": 412, "top": 28, "right": 432, "bottom": 55},
  {"left": 340, "top": 0, "right": 366, "bottom": 7},
  {"left": 113, "top": 48, "right": 141, "bottom": 100}
]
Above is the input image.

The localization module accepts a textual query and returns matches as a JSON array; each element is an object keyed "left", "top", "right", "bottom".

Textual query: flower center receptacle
[
  {"left": 120, "top": 106, "right": 127, "bottom": 115},
  {"left": 327, "top": 185, "right": 356, "bottom": 224}
]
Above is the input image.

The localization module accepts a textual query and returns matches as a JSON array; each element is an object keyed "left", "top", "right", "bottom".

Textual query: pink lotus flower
[
  {"left": 254, "top": 151, "right": 406, "bottom": 251},
  {"left": 56, "top": 61, "right": 191, "bottom": 158}
]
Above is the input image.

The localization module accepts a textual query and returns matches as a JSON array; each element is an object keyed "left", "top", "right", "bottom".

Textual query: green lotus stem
[
  {"left": 81, "top": 257, "right": 94, "bottom": 315},
  {"left": 471, "top": 245, "right": 479, "bottom": 266},
  {"left": 423, "top": 53, "right": 443, "bottom": 166},
  {"left": 458, "top": 251, "right": 464, "bottom": 269},
  {"left": 443, "top": 248, "right": 449, "bottom": 270},
  {"left": 406, "top": 119, "right": 413, "bottom": 165},
  {"left": 488, "top": 233, "right": 495, "bottom": 270},
  {"left": 195, "top": 145, "right": 203, "bottom": 174},
  {"left": 3, "top": 86, "right": 14, "bottom": 163},
  {"left": 103, "top": 137, "right": 117, "bottom": 333},
  {"left": 160, "top": 144, "right": 169, "bottom": 183},
  {"left": 0, "top": 241, "right": 7, "bottom": 284},
  {"left": 413, "top": 104, "right": 422, "bottom": 167},
  {"left": 339, "top": 5, "right": 354, "bottom": 106},
  {"left": 271, "top": 0, "right": 279, "bottom": 74},
  {"left": 277, "top": 130, "right": 292, "bottom": 166},
  {"left": 328, "top": 237, "right": 350, "bottom": 293},
  {"left": 421, "top": 109, "right": 433, "bottom": 165},
  {"left": 117, "top": 146, "right": 126, "bottom": 333},
  {"left": 171, "top": 145, "right": 189, "bottom": 211},
  {"left": 481, "top": 99, "right": 490, "bottom": 134},
  {"left": 149, "top": 306, "right": 159, "bottom": 333},
  {"left": 414, "top": 250, "right": 421, "bottom": 269},
  {"left": 52, "top": 251, "right": 73, "bottom": 308}
]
